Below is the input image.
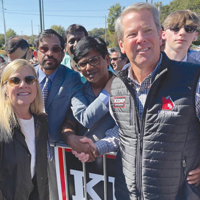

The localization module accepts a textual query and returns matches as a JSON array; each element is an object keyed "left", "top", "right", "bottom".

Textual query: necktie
[
  {"left": 42, "top": 77, "right": 53, "bottom": 160},
  {"left": 42, "top": 76, "right": 50, "bottom": 106}
]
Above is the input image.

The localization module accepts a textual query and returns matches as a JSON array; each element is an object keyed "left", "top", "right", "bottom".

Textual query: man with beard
[{"left": 34, "top": 29, "right": 110, "bottom": 199}]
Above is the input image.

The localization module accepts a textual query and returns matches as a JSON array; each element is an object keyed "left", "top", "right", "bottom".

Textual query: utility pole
[
  {"left": 31, "top": 20, "right": 33, "bottom": 36},
  {"left": 1, "top": 0, "right": 6, "bottom": 44},
  {"left": 105, "top": 15, "right": 107, "bottom": 42},
  {"left": 41, "top": 0, "right": 45, "bottom": 29},
  {"left": 39, "top": 0, "right": 45, "bottom": 32},
  {"left": 158, "top": 2, "right": 161, "bottom": 13}
]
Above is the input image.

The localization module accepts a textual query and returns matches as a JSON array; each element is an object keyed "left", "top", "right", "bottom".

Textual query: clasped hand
[{"left": 68, "top": 134, "right": 97, "bottom": 162}]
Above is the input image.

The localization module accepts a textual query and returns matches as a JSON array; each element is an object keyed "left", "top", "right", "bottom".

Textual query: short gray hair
[{"left": 115, "top": 2, "right": 161, "bottom": 40}]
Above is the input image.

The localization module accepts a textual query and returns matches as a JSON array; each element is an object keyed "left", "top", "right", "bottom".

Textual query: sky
[{"left": 0, "top": 0, "right": 172, "bottom": 36}]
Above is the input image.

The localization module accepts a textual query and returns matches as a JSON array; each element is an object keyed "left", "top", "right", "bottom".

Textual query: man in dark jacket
[{"left": 109, "top": 2, "right": 200, "bottom": 200}]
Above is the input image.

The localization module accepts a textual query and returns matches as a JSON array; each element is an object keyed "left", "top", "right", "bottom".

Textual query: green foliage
[
  {"left": 0, "top": 34, "right": 5, "bottom": 47},
  {"left": 6, "top": 29, "right": 16, "bottom": 39},
  {"left": 107, "top": 31, "right": 118, "bottom": 48},
  {"left": 88, "top": 28, "right": 105, "bottom": 38},
  {"left": 107, "top": 3, "right": 124, "bottom": 34},
  {"left": 28, "top": 35, "right": 36, "bottom": 45},
  {"left": 160, "top": 0, "right": 200, "bottom": 24},
  {"left": 51, "top": 25, "right": 65, "bottom": 38}
]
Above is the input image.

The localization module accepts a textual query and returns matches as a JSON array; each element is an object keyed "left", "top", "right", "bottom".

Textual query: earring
[{"left": 195, "top": 36, "right": 198, "bottom": 41}]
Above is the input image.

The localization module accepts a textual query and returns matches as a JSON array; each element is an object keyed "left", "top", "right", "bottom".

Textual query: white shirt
[{"left": 19, "top": 116, "right": 36, "bottom": 178}]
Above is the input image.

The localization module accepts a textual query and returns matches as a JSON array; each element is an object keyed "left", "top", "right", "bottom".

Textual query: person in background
[
  {"left": 162, "top": 9, "right": 200, "bottom": 63},
  {"left": 0, "top": 59, "right": 49, "bottom": 200},
  {"left": 62, "top": 24, "right": 88, "bottom": 83},
  {"left": 160, "top": 26, "right": 165, "bottom": 51},
  {"left": 5, "top": 36, "right": 33, "bottom": 62},
  {"left": 110, "top": 47, "right": 128, "bottom": 71},
  {"left": 0, "top": 55, "right": 5, "bottom": 64}
]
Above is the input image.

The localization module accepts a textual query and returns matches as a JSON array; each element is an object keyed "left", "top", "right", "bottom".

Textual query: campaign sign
[{"left": 55, "top": 146, "right": 116, "bottom": 200}]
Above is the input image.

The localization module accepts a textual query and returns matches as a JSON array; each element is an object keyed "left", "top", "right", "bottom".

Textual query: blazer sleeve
[{"left": 70, "top": 73, "right": 109, "bottom": 129}]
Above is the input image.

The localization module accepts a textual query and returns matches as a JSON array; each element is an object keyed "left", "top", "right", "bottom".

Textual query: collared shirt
[
  {"left": 126, "top": 53, "right": 200, "bottom": 119},
  {"left": 37, "top": 65, "right": 58, "bottom": 91},
  {"left": 127, "top": 54, "right": 163, "bottom": 119}
]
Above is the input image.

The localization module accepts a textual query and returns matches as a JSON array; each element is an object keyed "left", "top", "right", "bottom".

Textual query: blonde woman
[{"left": 0, "top": 59, "right": 49, "bottom": 200}]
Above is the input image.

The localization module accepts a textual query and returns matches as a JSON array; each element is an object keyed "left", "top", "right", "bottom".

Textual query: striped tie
[
  {"left": 42, "top": 76, "right": 50, "bottom": 106},
  {"left": 42, "top": 77, "right": 53, "bottom": 160}
]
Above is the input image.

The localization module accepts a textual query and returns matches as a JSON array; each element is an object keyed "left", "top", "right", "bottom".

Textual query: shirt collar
[
  {"left": 38, "top": 65, "right": 58, "bottom": 83},
  {"left": 182, "top": 54, "right": 187, "bottom": 62},
  {"left": 128, "top": 53, "right": 163, "bottom": 84}
]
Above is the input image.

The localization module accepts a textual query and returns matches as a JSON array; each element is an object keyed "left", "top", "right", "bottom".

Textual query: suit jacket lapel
[{"left": 46, "top": 66, "right": 65, "bottom": 109}]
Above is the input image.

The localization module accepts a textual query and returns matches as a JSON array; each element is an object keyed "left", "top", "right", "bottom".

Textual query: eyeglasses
[
  {"left": 78, "top": 55, "right": 101, "bottom": 69},
  {"left": 38, "top": 46, "right": 63, "bottom": 53},
  {"left": 4, "top": 76, "right": 37, "bottom": 87},
  {"left": 169, "top": 25, "right": 197, "bottom": 33}
]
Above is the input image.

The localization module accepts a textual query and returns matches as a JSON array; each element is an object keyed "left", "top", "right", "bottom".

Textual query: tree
[
  {"left": 159, "top": 0, "right": 200, "bottom": 24},
  {"left": 0, "top": 34, "right": 5, "bottom": 47},
  {"left": 107, "top": 3, "right": 124, "bottom": 47},
  {"left": 28, "top": 35, "right": 36, "bottom": 46},
  {"left": 51, "top": 25, "right": 65, "bottom": 38},
  {"left": 6, "top": 29, "right": 16, "bottom": 40},
  {"left": 107, "top": 3, "right": 124, "bottom": 34},
  {"left": 88, "top": 28, "right": 105, "bottom": 38}
]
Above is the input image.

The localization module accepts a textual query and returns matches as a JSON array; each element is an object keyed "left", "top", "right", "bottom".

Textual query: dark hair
[
  {"left": 34, "top": 29, "right": 65, "bottom": 50},
  {"left": 73, "top": 36, "right": 108, "bottom": 63},
  {"left": 110, "top": 47, "right": 128, "bottom": 60},
  {"left": 5, "top": 36, "right": 29, "bottom": 54},
  {"left": 64, "top": 24, "right": 88, "bottom": 43}
]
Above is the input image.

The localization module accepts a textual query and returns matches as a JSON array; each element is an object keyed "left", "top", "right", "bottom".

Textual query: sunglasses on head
[
  {"left": 169, "top": 25, "right": 197, "bottom": 33},
  {"left": 4, "top": 76, "right": 37, "bottom": 87},
  {"left": 38, "top": 46, "right": 63, "bottom": 53}
]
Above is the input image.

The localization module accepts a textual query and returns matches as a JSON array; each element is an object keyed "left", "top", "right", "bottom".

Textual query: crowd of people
[{"left": 1, "top": 2, "right": 200, "bottom": 200}]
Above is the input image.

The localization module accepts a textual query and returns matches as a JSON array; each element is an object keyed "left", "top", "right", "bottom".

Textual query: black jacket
[
  {"left": 0, "top": 114, "right": 49, "bottom": 200},
  {"left": 110, "top": 53, "right": 200, "bottom": 200}
]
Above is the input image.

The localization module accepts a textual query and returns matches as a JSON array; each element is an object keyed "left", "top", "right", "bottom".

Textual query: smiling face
[
  {"left": 78, "top": 50, "right": 110, "bottom": 85},
  {"left": 119, "top": 10, "right": 162, "bottom": 72},
  {"left": 5, "top": 65, "right": 37, "bottom": 112}
]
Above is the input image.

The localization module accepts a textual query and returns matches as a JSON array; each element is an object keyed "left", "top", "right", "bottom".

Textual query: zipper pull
[
  {"left": 182, "top": 158, "right": 186, "bottom": 175},
  {"left": 182, "top": 158, "right": 186, "bottom": 168}
]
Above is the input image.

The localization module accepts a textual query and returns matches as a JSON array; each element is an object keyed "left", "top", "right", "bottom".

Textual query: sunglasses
[
  {"left": 78, "top": 55, "right": 101, "bottom": 69},
  {"left": 169, "top": 25, "right": 197, "bottom": 33},
  {"left": 38, "top": 46, "right": 63, "bottom": 53},
  {"left": 4, "top": 76, "right": 37, "bottom": 87}
]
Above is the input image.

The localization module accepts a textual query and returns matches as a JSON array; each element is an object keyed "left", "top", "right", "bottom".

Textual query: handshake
[{"left": 67, "top": 133, "right": 99, "bottom": 163}]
